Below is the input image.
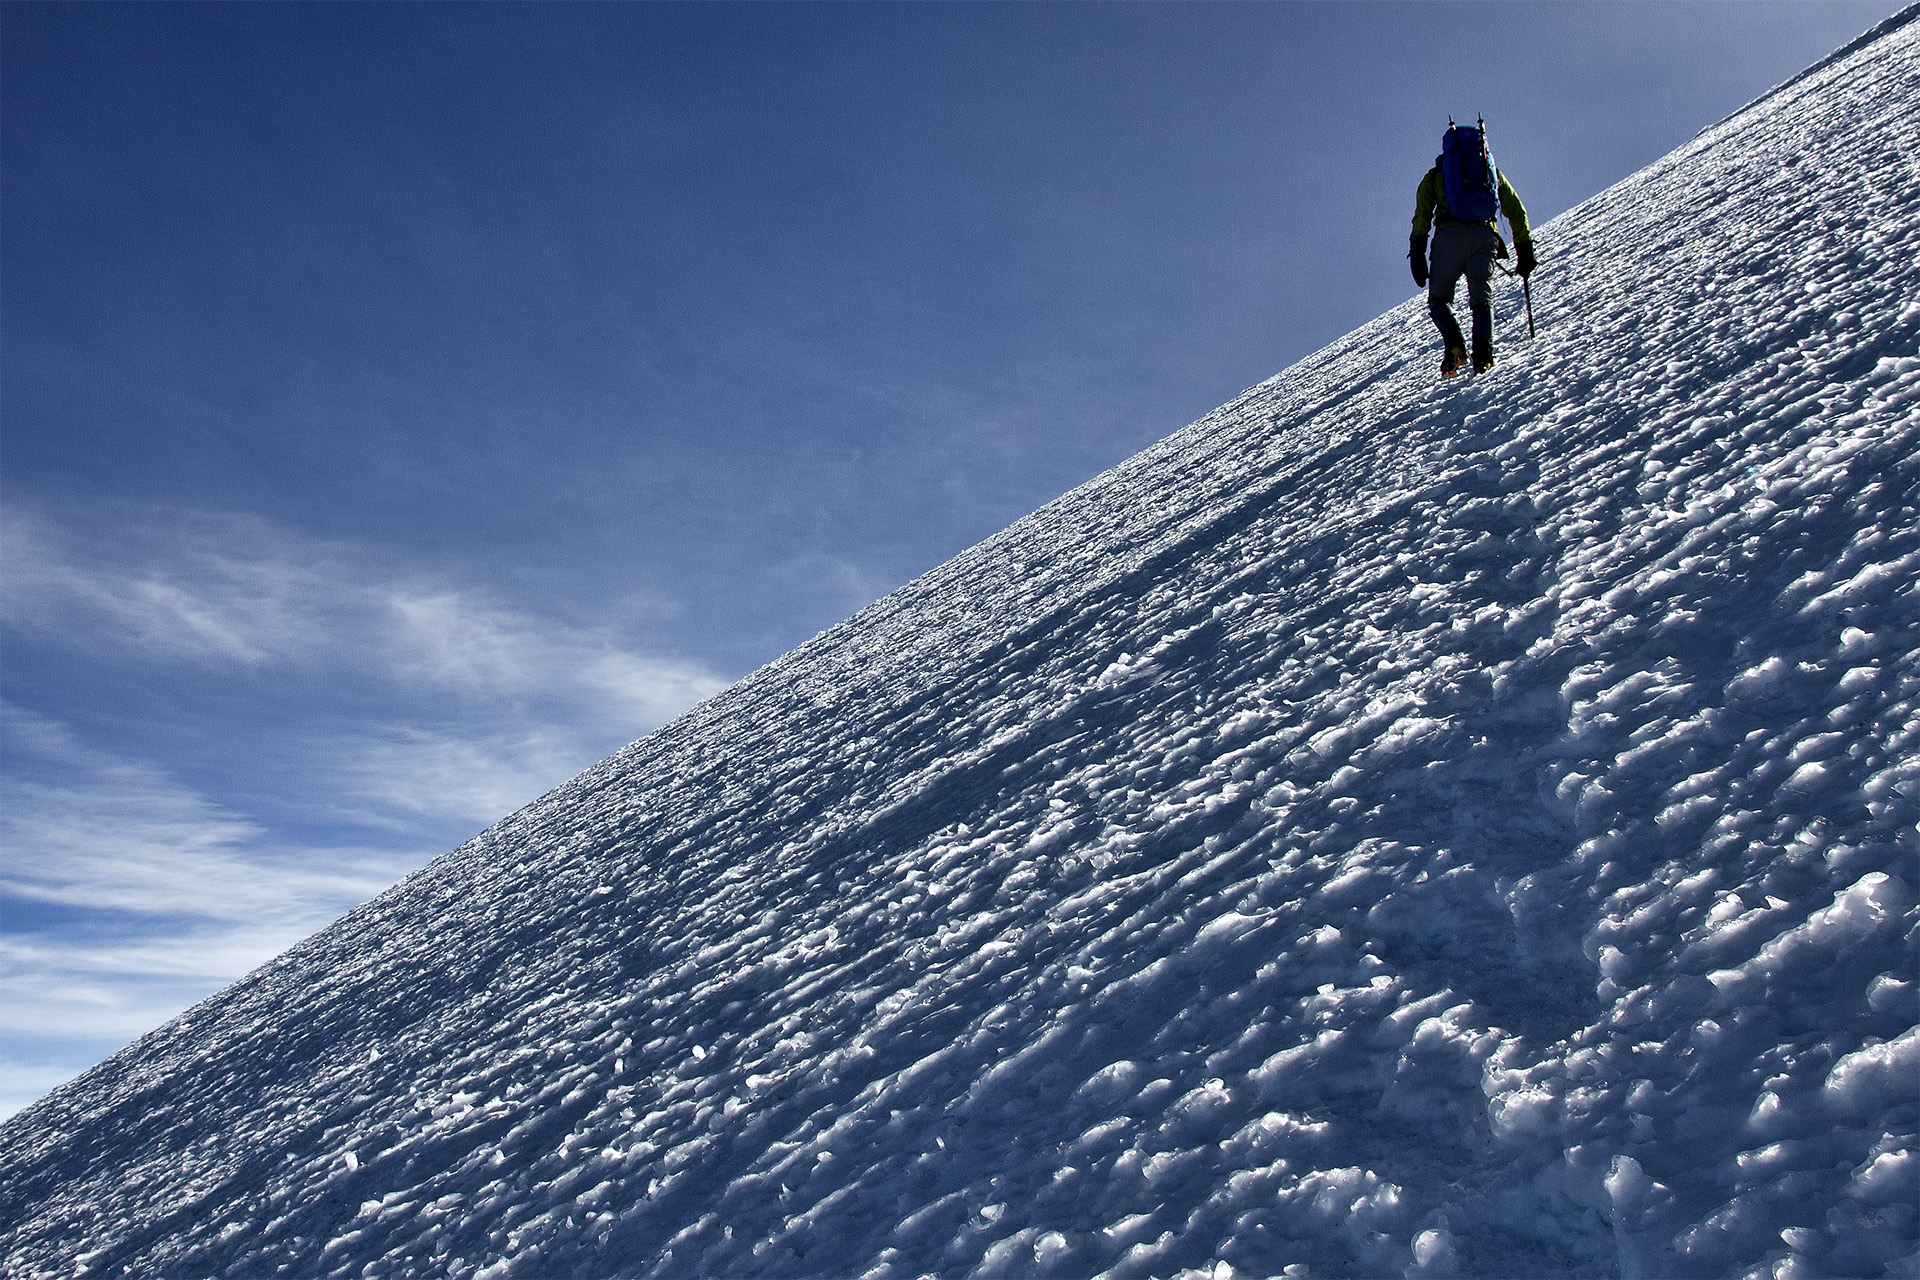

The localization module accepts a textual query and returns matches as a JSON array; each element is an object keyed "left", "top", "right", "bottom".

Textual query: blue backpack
[{"left": 1440, "top": 119, "right": 1500, "bottom": 223}]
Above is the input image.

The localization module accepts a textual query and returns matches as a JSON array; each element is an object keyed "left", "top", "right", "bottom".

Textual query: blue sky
[{"left": 0, "top": 1, "right": 1902, "bottom": 1116}]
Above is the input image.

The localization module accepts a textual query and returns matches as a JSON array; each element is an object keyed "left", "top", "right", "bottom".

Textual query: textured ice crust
[{"left": 4, "top": 11, "right": 1919, "bottom": 1280}]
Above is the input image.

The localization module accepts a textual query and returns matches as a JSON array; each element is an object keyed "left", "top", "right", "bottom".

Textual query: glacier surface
[{"left": 4, "top": 9, "right": 1919, "bottom": 1279}]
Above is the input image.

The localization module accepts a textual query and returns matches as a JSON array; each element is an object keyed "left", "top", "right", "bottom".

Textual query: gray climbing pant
[{"left": 1427, "top": 222, "right": 1502, "bottom": 357}]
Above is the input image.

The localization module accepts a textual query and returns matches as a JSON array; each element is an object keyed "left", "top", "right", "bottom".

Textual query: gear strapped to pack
[{"left": 1439, "top": 116, "right": 1500, "bottom": 223}]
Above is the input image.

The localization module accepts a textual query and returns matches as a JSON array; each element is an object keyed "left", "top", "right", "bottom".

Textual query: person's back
[{"left": 1410, "top": 120, "right": 1535, "bottom": 376}]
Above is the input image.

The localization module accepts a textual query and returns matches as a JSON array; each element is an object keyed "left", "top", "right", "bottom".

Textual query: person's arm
[
  {"left": 1412, "top": 168, "right": 1440, "bottom": 243},
  {"left": 1498, "top": 171, "right": 1535, "bottom": 275},
  {"left": 1410, "top": 169, "right": 1438, "bottom": 286}
]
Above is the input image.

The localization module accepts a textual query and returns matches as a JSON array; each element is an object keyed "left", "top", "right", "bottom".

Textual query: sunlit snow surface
[{"left": 6, "top": 14, "right": 1920, "bottom": 1280}]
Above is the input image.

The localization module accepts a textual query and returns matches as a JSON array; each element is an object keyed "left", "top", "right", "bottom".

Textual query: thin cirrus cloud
[
  {"left": 1, "top": 705, "right": 405, "bottom": 965},
  {"left": 0, "top": 701, "right": 419, "bottom": 1114},
  {"left": 329, "top": 726, "right": 615, "bottom": 830},
  {"left": 4, "top": 508, "right": 324, "bottom": 667},
  {"left": 4, "top": 506, "right": 726, "bottom": 721},
  {"left": 1, "top": 504, "right": 728, "bottom": 1115}
]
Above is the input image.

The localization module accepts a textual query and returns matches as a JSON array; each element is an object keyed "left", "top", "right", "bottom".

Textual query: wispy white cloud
[
  {"left": 4, "top": 508, "right": 331, "bottom": 665},
  {"left": 380, "top": 588, "right": 724, "bottom": 724},
  {"left": 326, "top": 725, "right": 592, "bottom": 827},
  {"left": 766, "top": 551, "right": 888, "bottom": 621},
  {"left": 2, "top": 706, "right": 399, "bottom": 919},
  {"left": 0, "top": 503, "right": 731, "bottom": 1117},
  {"left": 0, "top": 1056, "right": 99, "bottom": 1123},
  {"left": 0, "top": 705, "right": 418, "bottom": 1076},
  {"left": 3, "top": 507, "right": 727, "bottom": 721},
  {"left": 0, "top": 922, "right": 342, "bottom": 1040}
]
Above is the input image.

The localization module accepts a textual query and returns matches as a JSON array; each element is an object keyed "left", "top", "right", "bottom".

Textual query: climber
[{"left": 1409, "top": 119, "right": 1535, "bottom": 377}]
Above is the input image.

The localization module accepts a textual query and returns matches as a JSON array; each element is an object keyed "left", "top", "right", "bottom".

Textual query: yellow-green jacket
[{"left": 1412, "top": 166, "right": 1532, "bottom": 249}]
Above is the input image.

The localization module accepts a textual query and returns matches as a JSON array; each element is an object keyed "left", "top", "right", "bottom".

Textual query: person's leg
[
  {"left": 1427, "top": 226, "right": 1470, "bottom": 361},
  {"left": 1465, "top": 228, "right": 1500, "bottom": 368},
  {"left": 1427, "top": 291, "right": 1466, "bottom": 352}
]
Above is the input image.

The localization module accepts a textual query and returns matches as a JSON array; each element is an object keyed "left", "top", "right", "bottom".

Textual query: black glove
[
  {"left": 1516, "top": 239, "right": 1537, "bottom": 278},
  {"left": 1409, "top": 234, "right": 1428, "bottom": 289}
]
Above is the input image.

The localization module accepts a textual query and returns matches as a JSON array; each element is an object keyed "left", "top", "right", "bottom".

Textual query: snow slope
[{"left": 5, "top": 11, "right": 1918, "bottom": 1280}]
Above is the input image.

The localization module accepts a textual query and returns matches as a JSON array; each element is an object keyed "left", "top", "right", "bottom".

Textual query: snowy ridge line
[
  {"left": 3, "top": 11, "right": 1919, "bottom": 1280},
  {"left": 1694, "top": 0, "right": 1920, "bottom": 139}
]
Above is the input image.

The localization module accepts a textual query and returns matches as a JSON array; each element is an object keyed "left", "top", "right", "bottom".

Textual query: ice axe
[{"left": 1498, "top": 258, "right": 1536, "bottom": 339}]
